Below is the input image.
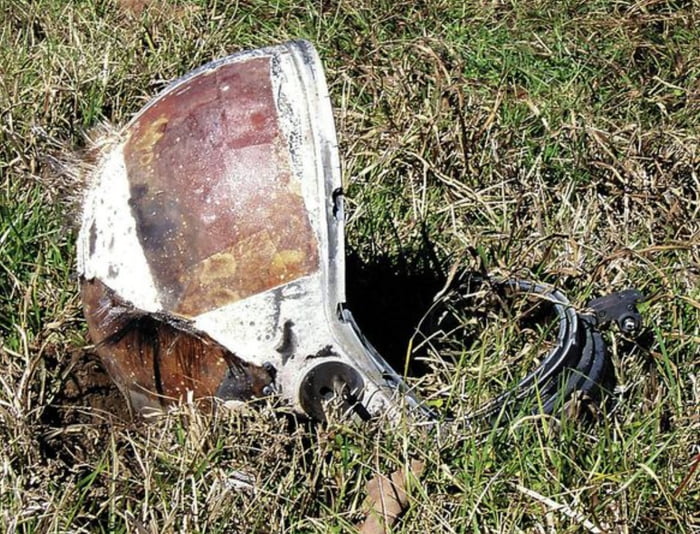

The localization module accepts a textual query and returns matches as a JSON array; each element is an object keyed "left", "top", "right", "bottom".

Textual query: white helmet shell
[{"left": 78, "top": 40, "right": 421, "bottom": 419}]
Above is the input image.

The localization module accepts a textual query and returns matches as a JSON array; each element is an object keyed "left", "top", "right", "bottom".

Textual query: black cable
[{"left": 458, "top": 278, "right": 641, "bottom": 421}]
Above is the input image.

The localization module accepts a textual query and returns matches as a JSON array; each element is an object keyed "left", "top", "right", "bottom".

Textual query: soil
[
  {"left": 38, "top": 347, "right": 132, "bottom": 463},
  {"left": 42, "top": 348, "right": 131, "bottom": 426}
]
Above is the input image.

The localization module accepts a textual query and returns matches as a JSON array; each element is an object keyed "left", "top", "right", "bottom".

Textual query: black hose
[{"left": 447, "top": 278, "right": 641, "bottom": 421}]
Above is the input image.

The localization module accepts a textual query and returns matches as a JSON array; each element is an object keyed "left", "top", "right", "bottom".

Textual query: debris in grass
[{"left": 358, "top": 459, "right": 425, "bottom": 534}]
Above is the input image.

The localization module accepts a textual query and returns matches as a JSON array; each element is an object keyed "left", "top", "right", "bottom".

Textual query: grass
[{"left": 1, "top": 0, "right": 698, "bottom": 532}]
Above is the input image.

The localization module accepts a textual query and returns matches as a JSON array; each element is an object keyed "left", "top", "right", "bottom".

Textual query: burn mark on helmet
[
  {"left": 305, "top": 345, "right": 337, "bottom": 360},
  {"left": 128, "top": 192, "right": 179, "bottom": 249},
  {"left": 130, "top": 183, "right": 149, "bottom": 200},
  {"left": 81, "top": 277, "right": 273, "bottom": 412},
  {"left": 275, "top": 320, "right": 296, "bottom": 364},
  {"left": 88, "top": 221, "right": 97, "bottom": 256},
  {"left": 216, "top": 352, "right": 275, "bottom": 401}
]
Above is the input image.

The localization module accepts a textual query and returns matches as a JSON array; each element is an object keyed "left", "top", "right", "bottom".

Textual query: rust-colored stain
[
  {"left": 82, "top": 278, "right": 274, "bottom": 411},
  {"left": 123, "top": 56, "right": 319, "bottom": 317}
]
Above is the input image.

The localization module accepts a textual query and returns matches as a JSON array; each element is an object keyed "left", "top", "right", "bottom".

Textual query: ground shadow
[
  {"left": 344, "top": 244, "right": 447, "bottom": 376},
  {"left": 41, "top": 349, "right": 131, "bottom": 428},
  {"left": 39, "top": 348, "right": 131, "bottom": 463}
]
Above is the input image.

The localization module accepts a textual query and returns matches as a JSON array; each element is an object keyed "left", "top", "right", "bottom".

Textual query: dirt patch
[
  {"left": 116, "top": 0, "right": 150, "bottom": 16},
  {"left": 39, "top": 347, "right": 129, "bottom": 443},
  {"left": 42, "top": 348, "right": 131, "bottom": 426}
]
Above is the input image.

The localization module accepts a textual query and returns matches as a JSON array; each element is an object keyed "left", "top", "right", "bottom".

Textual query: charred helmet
[{"left": 78, "top": 40, "right": 642, "bottom": 422}]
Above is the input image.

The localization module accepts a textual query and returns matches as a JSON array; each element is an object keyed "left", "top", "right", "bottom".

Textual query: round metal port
[{"left": 299, "top": 361, "right": 364, "bottom": 421}]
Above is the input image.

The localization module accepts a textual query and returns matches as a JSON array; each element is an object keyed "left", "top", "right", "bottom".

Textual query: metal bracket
[{"left": 586, "top": 289, "right": 645, "bottom": 334}]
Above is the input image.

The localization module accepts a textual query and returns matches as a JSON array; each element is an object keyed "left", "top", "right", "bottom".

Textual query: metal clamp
[{"left": 587, "top": 289, "right": 645, "bottom": 335}]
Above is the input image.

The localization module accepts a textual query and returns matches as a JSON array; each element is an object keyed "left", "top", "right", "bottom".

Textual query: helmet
[
  {"left": 78, "top": 40, "right": 643, "bottom": 421},
  {"left": 78, "top": 40, "right": 421, "bottom": 419}
]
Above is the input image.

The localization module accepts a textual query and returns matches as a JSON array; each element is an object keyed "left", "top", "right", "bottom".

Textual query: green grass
[{"left": 1, "top": 0, "right": 698, "bottom": 532}]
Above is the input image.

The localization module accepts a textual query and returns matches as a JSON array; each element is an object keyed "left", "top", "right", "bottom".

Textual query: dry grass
[{"left": 1, "top": 0, "right": 698, "bottom": 532}]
